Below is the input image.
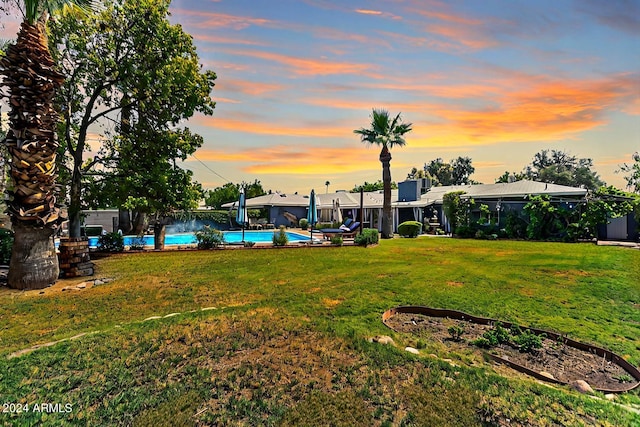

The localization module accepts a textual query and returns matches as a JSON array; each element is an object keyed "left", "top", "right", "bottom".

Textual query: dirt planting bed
[{"left": 384, "top": 308, "right": 640, "bottom": 393}]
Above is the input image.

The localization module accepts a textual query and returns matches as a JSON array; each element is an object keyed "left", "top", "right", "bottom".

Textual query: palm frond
[{"left": 23, "top": 0, "right": 100, "bottom": 24}]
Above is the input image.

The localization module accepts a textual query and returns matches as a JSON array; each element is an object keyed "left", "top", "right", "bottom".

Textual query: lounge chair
[{"left": 319, "top": 220, "right": 360, "bottom": 240}]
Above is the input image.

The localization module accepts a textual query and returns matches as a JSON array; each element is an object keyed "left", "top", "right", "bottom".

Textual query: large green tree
[
  {"left": 423, "top": 156, "right": 477, "bottom": 186},
  {"left": 0, "top": 0, "right": 92, "bottom": 289},
  {"left": 354, "top": 109, "right": 412, "bottom": 239},
  {"left": 204, "top": 180, "right": 266, "bottom": 210},
  {"left": 350, "top": 180, "right": 397, "bottom": 193},
  {"left": 49, "top": 0, "right": 216, "bottom": 238},
  {"left": 617, "top": 152, "right": 640, "bottom": 194},
  {"left": 523, "top": 149, "right": 604, "bottom": 190},
  {"left": 87, "top": 126, "right": 205, "bottom": 247}
]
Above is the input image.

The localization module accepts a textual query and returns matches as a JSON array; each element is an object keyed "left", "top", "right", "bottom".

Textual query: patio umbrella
[
  {"left": 307, "top": 189, "right": 318, "bottom": 241},
  {"left": 333, "top": 198, "right": 343, "bottom": 224},
  {"left": 236, "top": 188, "right": 248, "bottom": 241}
]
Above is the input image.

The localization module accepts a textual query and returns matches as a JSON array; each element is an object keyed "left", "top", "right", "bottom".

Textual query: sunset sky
[{"left": 2, "top": 0, "right": 640, "bottom": 194}]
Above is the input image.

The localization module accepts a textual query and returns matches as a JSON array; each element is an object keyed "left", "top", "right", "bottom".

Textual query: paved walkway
[{"left": 596, "top": 240, "right": 640, "bottom": 249}]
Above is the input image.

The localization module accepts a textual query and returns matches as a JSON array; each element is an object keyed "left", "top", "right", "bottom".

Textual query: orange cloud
[
  {"left": 595, "top": 155, "right": 637, "bottom": 166},
  {"left": 192, "top": 33, "right": 269, "bottom": 47},
  {"left": 473, "top": 161, "right": 506, "bottom": 169},
  {"left": 171, "top": 9, "right": 274, "bottom": 31},
  {"left": 218, "top": 48, "right": 380, "bottom": 78},
  {"left": 214, "top": 97, "right": 241, "bottom": 105},
  {"left": 191, "top": 145, "right": 378, "bottom": 175},
  {"left": 218, "top": 78, "right": 286, "bottom": 96},
  {"left": 416, "top": 77, "right": 628, "bottom": 147},
  {"left": 194, "top": 115, "right": 350, "bottom": 138}
]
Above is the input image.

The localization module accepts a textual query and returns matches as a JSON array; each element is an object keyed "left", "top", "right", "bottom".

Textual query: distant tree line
[{"left": 407, "top": 149, "right": 609, "bottom": 191}]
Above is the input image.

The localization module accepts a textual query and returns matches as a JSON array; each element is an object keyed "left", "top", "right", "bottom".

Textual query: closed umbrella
[
  {"left": 236, "top": 188, "right": 248, "bottom": 241},
  {"left": 307, "top": 189, "right": 318, "bottom": 241},
  {"left": 334, "top": 198, "right": 343, "bottom": 224}
]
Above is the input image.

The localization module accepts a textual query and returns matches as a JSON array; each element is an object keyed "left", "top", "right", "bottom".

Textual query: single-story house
[
  {"left": 82, "top": 179, "right": 636, "bottom": 240},
  {"left": 396, "top": 179, "right": 589, "bottom": 233}
]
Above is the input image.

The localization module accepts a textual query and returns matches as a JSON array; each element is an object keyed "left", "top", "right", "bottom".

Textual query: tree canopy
[
  {"left": 617, "top": 152, "right": 640, "bottom": 193},
  {"left": 49, "top": 0, "right": 216, "bottom": 236},
  {"left": 524, "top": 149, "right": 604, "bottom": 190},
  {"left": 351, "top": 180, "right": 397, "bottom": 193},
  {"left": 415, "top": 157, "right": 477, "bottom": 186},
  {"left": 204, "top": 180, "right": 266, "bottom": 210}
]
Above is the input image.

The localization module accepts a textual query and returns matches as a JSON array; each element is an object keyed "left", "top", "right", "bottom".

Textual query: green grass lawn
[{"left": 1, "top": 238, "right": 639, "bottom": 426}]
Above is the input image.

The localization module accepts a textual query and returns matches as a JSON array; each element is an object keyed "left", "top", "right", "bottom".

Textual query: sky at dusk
[{"left": 2, "top": 0, "right": 640, "bottom": 194}]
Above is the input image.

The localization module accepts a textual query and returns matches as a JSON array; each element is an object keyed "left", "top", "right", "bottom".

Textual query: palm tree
[
  {"left": 354, "top": 109, "right": 412, "bottom": 239},
  {"left": 0, "top": 0, "right": 92, "bottom": 290}
]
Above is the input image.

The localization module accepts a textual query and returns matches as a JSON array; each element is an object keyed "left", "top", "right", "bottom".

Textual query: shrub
[
  {"left": 454, "top": 225, "right": 477, "bottom": 238},
  {"left": 330, "top": 235, "right": 343, "bottom": 246},
  {"left": 97, "top": 232, "right": 124, "bottom": 252},
  {"left": 398, "top": 221, "right": 422, "bottom": 238},
  {"left": 243, "top": 241, "right": 255, "bottom": 248},
  {"left": 299, "top": 218, "right": 309, "bottom": 230},
  {"left": 272, "top": 226, "right": 289, "bottom": 246},
  {"left": 195, "top": 226, "right": 225, "bottom": 249},
  {"left": 481, "top": 322, "right": 511, "bottom": 346},
  {"left": 443, "top": 191, "right": 474, "bottom": 232},
  {"left": 504, "top": 210, "right": 526, "bottom": 238},
  {"left": 129, "top": 236, "right": 146, "bottom": 251},
  {"left": 513, "top": 330, "right": 544, "bottom": 353},
  {"left": 470, "top": 337, "right": 492, "bottom": 348},
  {"left": 447, "top": 323, "right": 465, "bottom": 341},
  {"left": 354, "top": 228, "right": 379, "bottom": 246},
  {"left": 0, "top": 228, "right": 14, "bottom": 265}
]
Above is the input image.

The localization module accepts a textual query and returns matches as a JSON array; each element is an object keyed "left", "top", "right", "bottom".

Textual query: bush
[
  {"left": 454, "top": 225, "right": 477, "bottom": 238},
  {"left": 195, "top": 226, "right": 225, "bottom": 249},
  {"left": 330, "top": 235, "right": 343, "bottom": 246},
  {"left": 97, "top": 232, "right": 125, "bottom": 252},
  {"left": 0, "top": 228, "right": 14, "bottom": 265},
  {"left": 447, "top": 323, "right": 465, "bottom": 341},
  {"left": 129, "top": 236, "right": 146, "bottom": 251},
  {"left": 513, "top": 330, "right": 544, "bottom": 353},
  {"left": 299, "top": 218, "right": 309, "bottom": 230},
  {"left": 470, "top": 337, "right": 492, "bottom": 348},
  {"left": 481, "top": 322, "right": 511, "bottom": 346},
  {"left": 315, "top": 222, "right": 341, "bottom": 230},
  {"left": 354, "top": 228, "right": 379, "bottom": 246},
  {"left": 272, "top": 226, "right": 289, "bottom": 246},
  {"left": 398, "top": 221, "right": 422, "bottom": 238},
  {"left": 243, "top": 241, "right": 255, "bottom": 248}
]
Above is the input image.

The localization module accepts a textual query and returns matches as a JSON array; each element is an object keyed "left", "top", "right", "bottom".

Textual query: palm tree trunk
[
  {"left": 380, "top": 146, "right": 394, "bottom": 239},
  {"left": 1, "top": 21, "right": 65, "bottom": 289},
  {"left": 7, "top": 222, "right": 58, "bottom": 289}
]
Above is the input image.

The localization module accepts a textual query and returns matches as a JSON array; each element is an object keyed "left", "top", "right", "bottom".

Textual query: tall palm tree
[
  {"left": 354, "top": 109, "right": 412, "bottom": 239},
  {"left": 0, "top": 0, "right": 93, "bottom": 289}
]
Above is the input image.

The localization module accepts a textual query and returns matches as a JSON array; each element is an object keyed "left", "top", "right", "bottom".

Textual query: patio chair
[
  {"left": 319, "top": 220, "right": 360, "bottom": 240},
  {"left": 248, "top": 218, "right": 263, "bottom": 230}
]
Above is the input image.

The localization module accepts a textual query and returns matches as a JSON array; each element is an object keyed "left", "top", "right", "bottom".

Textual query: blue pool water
[{"left": 84, "top": 231, "right": 310, "bottom": 248}]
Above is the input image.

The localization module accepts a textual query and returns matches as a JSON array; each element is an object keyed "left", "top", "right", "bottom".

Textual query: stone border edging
[{"left": 382, "top": 305, "right": 640, "bottom": 393}]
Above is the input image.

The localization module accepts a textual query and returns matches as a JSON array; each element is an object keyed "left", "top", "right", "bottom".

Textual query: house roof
[
  {"left": 223, "top": 180, "right": 588, "bottom": 210},
  {"left": 420, "top": 180, "right": 588, "bottom": 204},
  {"left": 222, "top": 192, "right": 311, "bottom": 208}
]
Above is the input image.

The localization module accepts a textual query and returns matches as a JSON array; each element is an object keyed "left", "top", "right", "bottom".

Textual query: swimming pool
[{"left": 84, "top": 230, "right": 311, "bottom": 247}]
